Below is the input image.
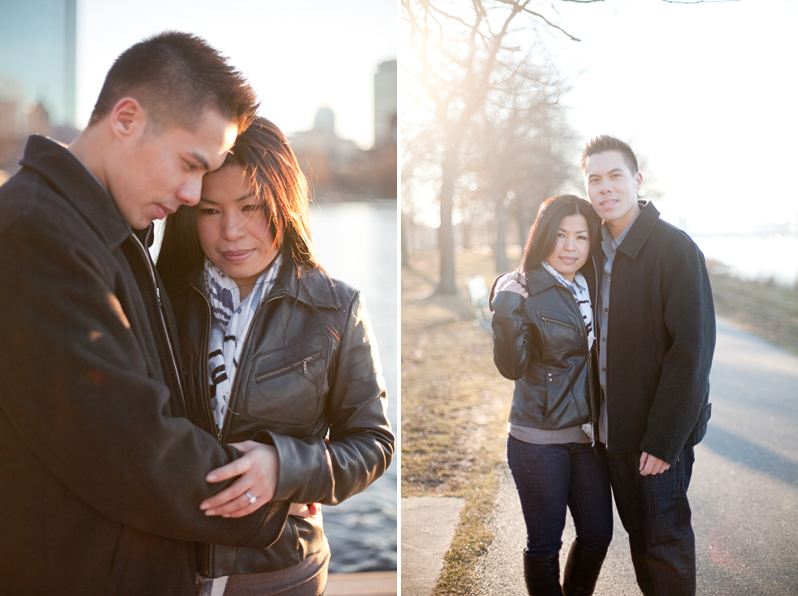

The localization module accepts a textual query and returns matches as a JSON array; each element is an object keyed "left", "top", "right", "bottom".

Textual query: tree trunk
[
  {"left": 495, "top": 188, "right": 508, "bottom": 274},
  {"left": 401, "top": 213, "right": 411, "bottom": 269},
  {"left": 437, "top": 147, "right": 458, "bottom": 294}
]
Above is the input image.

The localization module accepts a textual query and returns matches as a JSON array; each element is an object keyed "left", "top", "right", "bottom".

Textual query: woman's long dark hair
[
  {"left": 520, "top": 194, "right": 601, "bottom": 274},
  {"left": 157, "top": 116, "right": 319, "bottom": 283}
]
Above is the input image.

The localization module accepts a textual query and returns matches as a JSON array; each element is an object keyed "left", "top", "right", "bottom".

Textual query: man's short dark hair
[
  {"left": 581, "top": 135, "right": 639, "bottom": 175},
  {"left": 88, "top": 31, "right": 258, "bottom": 133}
]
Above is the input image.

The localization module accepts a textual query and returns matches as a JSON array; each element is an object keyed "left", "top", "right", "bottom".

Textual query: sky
[
  {"left": 546, "top": 0, "right": 798, "bottom": 234},
  {"left": 75, "top": 0, "right": 397, "bottom": 149}
]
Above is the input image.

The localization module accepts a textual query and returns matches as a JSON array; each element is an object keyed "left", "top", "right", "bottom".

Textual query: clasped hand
[
  {"left": 200, "top": 440, "right": 320, "bottom": 518},
  {"left": 496, "top": 271, "right": 528, "bottom": 298}
]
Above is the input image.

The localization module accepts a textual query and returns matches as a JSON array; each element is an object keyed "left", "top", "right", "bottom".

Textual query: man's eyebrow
[
  {"left": 197, "top": 194, "right": 255, "bottom": 205},
  {"left": 188, "top": 152, "right": 210, "bottom": 171},
  {"left": 587, "top": 167, "right": 624, "bottom": 178}
]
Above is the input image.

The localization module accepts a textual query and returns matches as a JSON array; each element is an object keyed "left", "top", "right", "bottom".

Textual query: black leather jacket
[
  {"left": 491, "top": 263, "right": 600, "bottom": 434},
  {"left": 164, "top": 259, "right": 394, "bottom": 577}
]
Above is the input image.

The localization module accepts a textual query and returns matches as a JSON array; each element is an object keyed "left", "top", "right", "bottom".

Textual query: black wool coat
[
  {"left": 601, "top": 201, "right": 715, "bottom": 464},
  {"left": 0, "top": 136, "right": 288, "bottom": 596}
]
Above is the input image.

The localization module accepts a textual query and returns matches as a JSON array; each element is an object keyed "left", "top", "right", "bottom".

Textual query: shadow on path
[{"left": 701, "top": 424, "right": 798, "bottom": 487}]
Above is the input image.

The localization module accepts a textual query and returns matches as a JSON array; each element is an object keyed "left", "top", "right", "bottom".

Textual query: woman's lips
[{"left": 221, "top": 249, "right": 254, "bottom": 262}]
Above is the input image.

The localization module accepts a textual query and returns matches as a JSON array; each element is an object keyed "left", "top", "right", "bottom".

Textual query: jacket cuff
[{"left": 262, "top": 431, "right": 331, "bottom": 504}]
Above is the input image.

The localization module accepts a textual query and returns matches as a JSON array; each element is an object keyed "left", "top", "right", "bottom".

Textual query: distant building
[
  {"left": 288, "top": 58, "right": 397, "bottom": 201},
  {"left": 289, "top": 107, "right": 364, "bottom": 200},
  {"left": 0, "top": 0, "right": 79, "bottom": 175},
  {"left": 374, "top": 60, "right": 397, "bottom": 149}
]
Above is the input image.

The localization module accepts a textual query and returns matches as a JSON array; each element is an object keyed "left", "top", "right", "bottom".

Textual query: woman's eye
[
  {"left": 198, "top": 208, "right": 217, "bottom": 216},
  {"left": 242, "top": 204, "right": 259, "bottom": 213}
]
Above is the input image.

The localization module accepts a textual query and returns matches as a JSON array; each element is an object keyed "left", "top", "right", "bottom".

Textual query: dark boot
[
  {"left": 561, "top": 540, "right": 608, "bottom": 596},
  {"left": 523, "top": 551, "right": 562, "bottom": 595}
]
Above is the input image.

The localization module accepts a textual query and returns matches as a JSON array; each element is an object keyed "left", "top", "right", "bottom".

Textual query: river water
[
  {"left": 690, "top": 234, "right": 798, "bottom": 287},
  {"left": 309, "top": 200, "right": 398, "bottom": 573}
]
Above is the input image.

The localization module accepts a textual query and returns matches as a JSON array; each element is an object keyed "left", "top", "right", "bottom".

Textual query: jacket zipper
[
  {"left": 128, "top": 234, "right": 186, "bottom": 405},
  {"left": 200, "top": 289, "right": 288, "bottom": 578},
  {"left": 217, "top": 291, "right": 286, "bottom": 444},
  {"left": 255, "top": 350, "right": 323, "bottom": 383},
  {"left": 554, "top": 285, "right": 596, "bottom": 446},
  {"left": 540, "top": 315, "right": 577, "bottom": 331}
]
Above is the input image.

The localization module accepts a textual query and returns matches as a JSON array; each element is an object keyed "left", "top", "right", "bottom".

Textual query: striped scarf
[
  {"left": 541, "top": 261, "right": 594, "bottom": 349},
  {"left": 203, "top": 254, "right": 282, "bottom": 435}
]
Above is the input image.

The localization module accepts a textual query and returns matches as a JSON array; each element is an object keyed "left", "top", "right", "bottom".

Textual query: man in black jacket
[
  {"left": 582, "top": 136, "right": 715, "bottom": 596},
  {"left": 0, "top": 32, "right": 289, "bottom": 595}
]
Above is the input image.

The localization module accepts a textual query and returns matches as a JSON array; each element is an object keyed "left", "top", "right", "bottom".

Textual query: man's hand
[
  {"left": 200, "top": 440, "right": 279, "bottom": 518},
  {"left": 639, "top": 451, "right": 670, "bottom": 476},
  {"left": 496, "top": 271, "right": 528, "bottom": 298}
]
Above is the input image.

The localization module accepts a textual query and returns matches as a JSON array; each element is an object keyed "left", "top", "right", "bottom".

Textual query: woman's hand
[
  {"left": 200, "top": 440, "right": 279, "bottom": 518},
  {"left": 289, "top": 502, "right": 322, "bottom": 517},
  {"left": 496, "top": 271, "right": 528, "bottom": 298}
]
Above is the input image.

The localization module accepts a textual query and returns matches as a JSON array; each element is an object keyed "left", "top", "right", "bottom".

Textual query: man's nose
[{"left": 176, "top": 176, "right": 203, "bottom": 206}]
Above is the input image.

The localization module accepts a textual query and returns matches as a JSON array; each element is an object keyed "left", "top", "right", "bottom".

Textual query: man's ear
[{"left": 109, "top": 97, "right": 146, "bottom": 140}]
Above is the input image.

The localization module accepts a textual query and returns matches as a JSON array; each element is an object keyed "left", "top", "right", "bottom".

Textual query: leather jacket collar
[{"left": 525, "top": 265, "right": 558, "bottom": 296}]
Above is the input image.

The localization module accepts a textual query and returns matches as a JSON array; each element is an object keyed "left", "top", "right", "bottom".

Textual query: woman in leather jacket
[
  {"left": 491, "top": 195, "right": 612, "bottom": 596},
  {"left": 157, "top": 117, "right": 394, "bottom": 595}
]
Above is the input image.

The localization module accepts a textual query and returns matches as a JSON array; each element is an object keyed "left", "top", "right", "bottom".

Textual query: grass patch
[
  {"left": 707, "top": 261, "right": 798, "bottom": 356},
  {"left": 401, "top": 248, "right": 513, "bottom": 595}
]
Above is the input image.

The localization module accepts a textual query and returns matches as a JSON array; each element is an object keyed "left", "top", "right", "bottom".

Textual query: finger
[
  {"left": 639, "top": 452, "right": 649, "bottom": 473},
  {"left": 206, "top": 456, "right": 251, "bottom": 483},
  {"left": 201, "top": 476, "right": 253, "bottom": 511},
  {"left": 205, "top": 487, "right": 259, "bottom": 516},
  {"left": 308, "top": 503, "right": 322, "bottom": 516},
  {"left": 289, "top": 503, "right": 310, "bottom": 517}
]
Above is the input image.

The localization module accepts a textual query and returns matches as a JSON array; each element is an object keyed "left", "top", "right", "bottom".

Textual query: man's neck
[
  {"left": 68, "top": 127, "right": 108, "bottom": 190},
  {"left": 606, "top": 202, "right": 642, "bottom": 240}
]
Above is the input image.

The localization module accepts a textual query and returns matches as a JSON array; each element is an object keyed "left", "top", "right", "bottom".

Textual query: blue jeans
[
  {"left": 507, "top": 435, "right": 613, "bottom": 558},
  {"left": 601, "top": 444, "right": 696, "bottom": 596}
]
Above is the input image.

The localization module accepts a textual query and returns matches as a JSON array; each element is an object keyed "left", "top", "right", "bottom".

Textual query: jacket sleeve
[
  {"left": 491, "top": 287, "right": 531, "bottom": 381},
  {"left": 639, "top": 238, "right": 716, "bottom": 464},
  {"left": 0, "top": 216, "right": 288, "bottom": 548},
  {"left": 267, "top": 291, "right": 394, "bottom": 504}
]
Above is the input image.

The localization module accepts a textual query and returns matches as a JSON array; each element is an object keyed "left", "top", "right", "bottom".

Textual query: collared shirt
[{"left": 597, "top": 216, "right": 638, "bottom": 444}]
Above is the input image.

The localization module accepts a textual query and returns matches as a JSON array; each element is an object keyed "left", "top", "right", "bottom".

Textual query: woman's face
[
  {"left": 544, "top": 213, "right": 591, "bottom": 282},
  {"left": 195, "top": 165, "right": 279, "bottom": 297}
]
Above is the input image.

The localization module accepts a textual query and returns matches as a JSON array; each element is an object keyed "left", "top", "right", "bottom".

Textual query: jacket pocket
[
  {"left": 242, "top": 335, "right": 329, "bottom": 427},
  {"left": 537, "top": 309, "right": 582, "bottom": 355}
]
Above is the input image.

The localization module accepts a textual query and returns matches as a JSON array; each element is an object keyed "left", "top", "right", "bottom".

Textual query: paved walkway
[
  {"left": 404, "top": 318, "right": 798, "bottom": 594},
  {"left": 401, "top": 496, "right": 465, "bottom": 596}
]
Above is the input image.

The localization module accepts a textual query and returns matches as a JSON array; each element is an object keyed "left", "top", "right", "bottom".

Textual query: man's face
[
  {"left": 583, "top": 150, "right": 643, "bottom": 235},
  {"left": 109, "top": 108, "right": 238, "bottom": 230}
]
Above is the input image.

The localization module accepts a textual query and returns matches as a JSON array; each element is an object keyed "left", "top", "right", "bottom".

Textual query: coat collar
[
  {"left": 525, "top": 264, "right": 558, "bottom": 295},
  {"left": 20, "top": 135, "right": 133, "bottom": 250},
  {"left": 615, "top": 200, "right": 661, "bottom": 260},
  {"left": 271, "top": 258, "right": 342, "bottom": 310}
]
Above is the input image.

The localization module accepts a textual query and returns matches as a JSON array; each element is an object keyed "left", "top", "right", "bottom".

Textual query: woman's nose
[{"left": 221, "top": 215, "right": 245, "bottom": 240}]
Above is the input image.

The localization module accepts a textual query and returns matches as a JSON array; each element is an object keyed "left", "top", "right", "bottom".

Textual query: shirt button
[
  {"left": 603, "top": 308, "right": 608, "bottom": 313},
  {"left": 601, "top": 367, "right": 606, "bottom": 372},
  {"left": 602, "top": 337, "right": 606, "bottom": 342}
]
